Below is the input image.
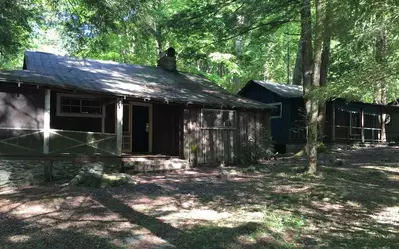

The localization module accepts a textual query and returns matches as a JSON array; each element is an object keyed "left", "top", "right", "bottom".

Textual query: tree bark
[
  {"left": 293, "top": 39, "right": 302, "bottom": 86},
  {"left": 317, "top": 3, "right": 332, "bottom": 142},
  {"left": 375, "top": 26, "right": 387, "bottom": 142},
  {"left": 155, "top": 26, "right": 163, "bottom": 59},
  {"left": 301, "top": 0, "right": 318, "bottom": 174}
]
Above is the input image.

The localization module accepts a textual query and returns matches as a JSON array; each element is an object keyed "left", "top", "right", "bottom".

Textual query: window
[
  {"left": 201, "top": 109, "right": 236, "bottom": 129},
  {"left": 270, "top": 102, "right": 282, "bottom": 118},
  {"left": 350, "top": 112, "right": 361, "bottom": 136},
  {"left": 57, "top": 93, "right": 102, "bottom": 117}
]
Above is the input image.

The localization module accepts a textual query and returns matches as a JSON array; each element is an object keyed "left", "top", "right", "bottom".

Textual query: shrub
[{"left": 240, "top": 127, "right": 274, "bottom": 164}]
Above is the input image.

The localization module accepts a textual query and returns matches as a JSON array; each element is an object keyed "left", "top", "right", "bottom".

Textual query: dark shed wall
[
  {"left": 238, "top": 82, "right": 289, "bottom": 144},
  {"left": 0, "top": 86, "right": 44, "bottom": 129}
]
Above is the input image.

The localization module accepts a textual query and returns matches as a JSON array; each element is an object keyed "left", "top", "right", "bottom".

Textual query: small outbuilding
[
  {"left": 0, "top": 51, "right": 272, "bottom": 185},
  {"left": 238, "top": 80, "right": 399, "bottom": 153}
]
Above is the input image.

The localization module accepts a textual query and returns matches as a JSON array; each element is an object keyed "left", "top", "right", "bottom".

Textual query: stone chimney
[{"left": 157, "top": 47, "right": 177, "bottom": 71}]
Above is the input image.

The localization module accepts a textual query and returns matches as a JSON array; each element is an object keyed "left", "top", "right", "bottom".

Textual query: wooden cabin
[
  {"left": 238, "top": 80, "right": 399, "bottom": 153},
  {"left": 0, "top": 51, "right": 272, "bottom": 185}
]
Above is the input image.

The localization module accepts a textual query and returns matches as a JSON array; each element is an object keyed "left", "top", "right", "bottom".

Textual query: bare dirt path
[{"left": 1, "top": 146, "right": 398, "bottom": 248}]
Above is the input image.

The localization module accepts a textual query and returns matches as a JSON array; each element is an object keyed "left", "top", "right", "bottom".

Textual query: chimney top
[{"left": 157, "top": 47, "right": 177, "bottom": 71}]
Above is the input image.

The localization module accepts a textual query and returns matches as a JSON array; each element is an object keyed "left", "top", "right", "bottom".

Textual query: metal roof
[
  {"left": 0, "top": 51, "right": 271, "bottom": 110},
  {"left": 250, "top": 80, "right": 303, "bottom": 98}
]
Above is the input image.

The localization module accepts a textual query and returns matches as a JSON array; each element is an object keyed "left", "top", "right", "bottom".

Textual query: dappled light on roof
[
  {"left": 251, "top": 80, "right": 303, "bottom": 98},
  {"left": 0, "top": 51, "right": 271, "bottom": 110}
]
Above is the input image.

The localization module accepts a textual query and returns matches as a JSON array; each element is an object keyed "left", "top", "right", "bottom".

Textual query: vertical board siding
[{"left": 184, "top": 107, "right": 271, "bottom": 166}]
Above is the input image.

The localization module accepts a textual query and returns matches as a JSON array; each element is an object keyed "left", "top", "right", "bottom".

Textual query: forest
[
  {"left": 1, "top": 0, "right": 399, "bottom": 173},
  {"left": 2, "top": 1, "right": 399, "bottom": 248}
]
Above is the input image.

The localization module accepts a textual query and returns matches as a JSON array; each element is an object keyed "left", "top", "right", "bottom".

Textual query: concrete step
[{"left": 122, "top": 156, "right": 189, "bottom": 172}]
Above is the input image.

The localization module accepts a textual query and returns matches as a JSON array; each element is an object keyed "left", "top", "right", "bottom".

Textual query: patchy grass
[{"left": 1, "top": 147, "right": 399, "bottom": 248}]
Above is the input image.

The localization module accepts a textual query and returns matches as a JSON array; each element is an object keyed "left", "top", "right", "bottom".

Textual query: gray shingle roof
[
  {"left": 0, "top": 51, "right": 271, "bottom": 110},
  {"left": 251, "top": 80, "right": 303, "bottom": 98}
]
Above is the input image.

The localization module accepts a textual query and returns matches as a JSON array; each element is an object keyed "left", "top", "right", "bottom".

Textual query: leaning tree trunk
[
  {"left": 317, "top": 3, "right": 332, "bottom": 142},
  {"left": 375, "top": 26, "right": 387, "bottom": 143},
  {"left": 301, "top": 0, "right": 319, "bottom": 174},
  {"left": 155, "top": 26, "right": 163, "bottom": 59},
  {"left": 293, "top": 39, "right": 303, "bottom": 86}
]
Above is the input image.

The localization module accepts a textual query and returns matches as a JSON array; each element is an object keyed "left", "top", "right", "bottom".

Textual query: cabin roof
[
  {"left": 243, "top": 80, "right": 304, "bottom": 98},
  {"left": 0, "top": 51, "right": 271, "bottom": 110},
  {"left": 240, "top": 80, "right": 399, "bottom": 112}
]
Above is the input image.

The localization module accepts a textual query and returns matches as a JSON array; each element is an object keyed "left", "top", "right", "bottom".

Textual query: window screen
[
  {"left": 58, "top": 94, "right": 102, "bottom": 117},
  {"left": 201, "top": 109, "right": 236, "bottom": 129},
  {"left": 270, "top": 103, "right": 282, "bottom": 118}
]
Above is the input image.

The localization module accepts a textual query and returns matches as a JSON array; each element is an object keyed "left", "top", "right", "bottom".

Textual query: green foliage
[
  {"left": 0, "top": 0, "right": 40, "bottom": 68},
  {"left": 3, "top": 0, "right": 399, "bottom": 104},
  {"left": 240, "top": 127, "right": 274, "bottom": 164}
]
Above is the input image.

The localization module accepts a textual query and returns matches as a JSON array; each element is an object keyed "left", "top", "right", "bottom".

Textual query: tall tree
[
  {"left": 0, "top": 0, "right": 38, "bottom": 68},
  {"left": 375, "top": 25, "right": 387, "bottom": 142},
  {"left": 300, "top": 0, "right": 330, "bottom": 174}
]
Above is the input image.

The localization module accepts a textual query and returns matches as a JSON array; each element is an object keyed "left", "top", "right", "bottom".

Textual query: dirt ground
[{"left": 1, "top": 146, "right": 398, "bottom": 249}]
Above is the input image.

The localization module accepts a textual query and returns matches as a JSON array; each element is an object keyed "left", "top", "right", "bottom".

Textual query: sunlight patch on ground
[
  {"left": 360, "top": 165, "right": 399, "bottom": 173},
  {"left": 160, "top": 209, "right": 232, "bottom": 221},
  {"left": 7, "top": 235, "right": 31, "bottom": 243},
  {"left": 12, "top": 204, "right": 54, "bottom": 218},
  {"left": 272, "top": 185, "right": 311, "bottom": 194},
  {"left": 371, "top": 206, "right": 399, "bottom": 226},
  {"left": 310, "top": 201, "right": 344, "bottom": 212}
]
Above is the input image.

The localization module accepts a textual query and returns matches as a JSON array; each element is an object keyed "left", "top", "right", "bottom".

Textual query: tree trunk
[
  {"left": 155, "top": 26, "right": 163, "bottom": 59},
  {"left": 293, "top": 39, "right": 302, "bottom": 86},
  {"left": 301, "top": 0, "right": 318, "bottom": 174},
  {"left": 317, "top": 5, "right": 332, "bottom": 142},
  {"left": 375, "top": 26, "right": 387, "bottom": 142}
]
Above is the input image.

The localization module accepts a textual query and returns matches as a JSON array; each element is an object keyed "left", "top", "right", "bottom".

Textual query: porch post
[
  {"left": 43, "top": 89, "right": 51, "bottom": 154},
  {"left": 179, "top": 107, "right": 184, "bottom": 159},
  {"left": 43, "top": 89, "right": 52, "bottom": 182},
  {"left": 361, "top": 108, "right": 365, "bottom": 143},
  {"left": 101, "top": 105, "right": 106, "bottom": 133},
  {"left": 116, "top": 98, "right": 123, "bottom": 156},
  {"left": 331, "top": 102, "right": 336, "bottom": 142}
]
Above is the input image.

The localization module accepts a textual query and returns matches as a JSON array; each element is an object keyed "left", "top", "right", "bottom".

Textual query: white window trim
[
  {"left": 270, "top": 102, "right": 282, "bottom": 119},
  {"left": 56, "top": 93, "right": 103, "bottom": 118},
  {"left": 201, "top": 108, "right": 237, "bottom": 130}
]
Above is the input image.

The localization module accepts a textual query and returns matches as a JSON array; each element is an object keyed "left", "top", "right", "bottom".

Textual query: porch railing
[
  {"left": 387, "top": 132, "right": 399, "bottom": 143},
  {"left": 334, "top": 125, "right": 382, "bottom": 143},
  {"left": 288, "top": 127, "right": 307, "bottom": 143},
  {"left": 0, "top": 127, "right": 117, "bottom": 156}
]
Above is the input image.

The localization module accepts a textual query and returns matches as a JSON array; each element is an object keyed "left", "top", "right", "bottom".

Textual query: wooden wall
[
  {"left": 238, "top": 82, "right": 288, "bottom": 144},
  {"left": 386, "top": 112, "right": 399, "bottom": 143},
  {"left": 183, "top": 107, "right": 271, "bottom": 165},
  {"left": 0, "top": 86, "right": 44, "bottom": 129},
  {"left": 0, "top": 86, "right": 45, "bottom": 155}
]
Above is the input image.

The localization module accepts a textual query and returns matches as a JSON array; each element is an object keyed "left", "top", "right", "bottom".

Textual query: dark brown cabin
[
  {"left": 0, "top": 51, "right": 272, "bottom": 184},
  {"left": 238, "top": 80, "right": 399, "bottom": 153}
]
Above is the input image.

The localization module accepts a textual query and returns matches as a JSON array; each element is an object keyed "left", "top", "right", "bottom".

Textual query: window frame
[
  {"left": 200, "top": 108, "right": 237, "bottom": 130},
  {"left": 56, "top": 93, "right": 103, "bottom": 118},
  {"left": 270, "top": 102, "right": 283, "bottom": 119}
]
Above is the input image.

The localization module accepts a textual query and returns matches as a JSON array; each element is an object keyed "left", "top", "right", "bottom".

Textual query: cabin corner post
[
  {"left": 101, "top": 105, "right": 106, "bottom": 133},
  {"left": 43, "top": 89, "right": 52, "bottom": 182},
  {"left": 179, "top": 107, "right": 185, "bottom": 159},
  {"left": 116, "top": 98, "right": 124, "bottom": 156},
  {"left": 43, "top": 89, "right": 51, "bottom": 154},
  {"left": 361, "top": 108, "right": 365, "bottom": 143},
  {"left": 331, "top": 102, "right": 336, "bottom": 142}
]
